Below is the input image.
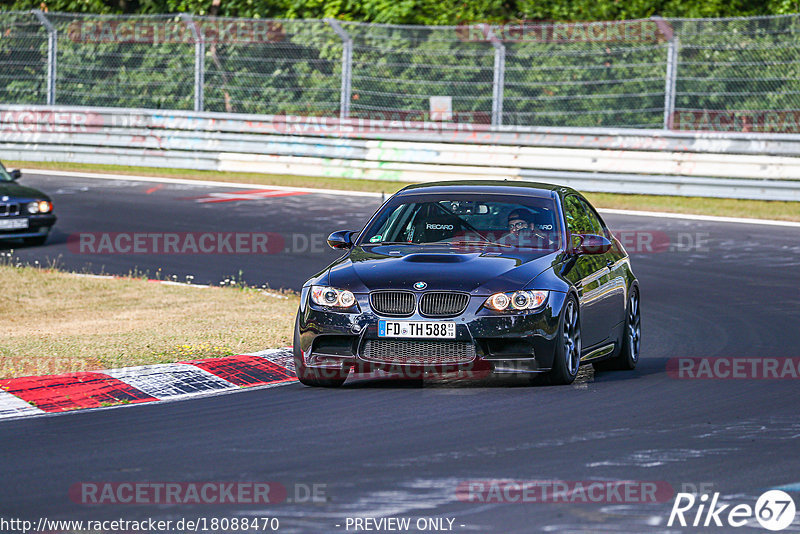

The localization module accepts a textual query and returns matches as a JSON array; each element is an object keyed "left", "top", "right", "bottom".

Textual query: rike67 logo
[{"left": 668, "top": 490, "right": 796, "bottom": 530}]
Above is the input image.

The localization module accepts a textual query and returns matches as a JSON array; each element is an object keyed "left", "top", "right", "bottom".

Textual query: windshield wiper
[{"left": 448, "top": 240, "right": 513, "bottom": 249}]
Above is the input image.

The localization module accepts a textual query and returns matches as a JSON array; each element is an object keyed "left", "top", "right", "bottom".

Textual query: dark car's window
[
  {"left": 564, "top": 195, "right": 603, "bottom": 235},
  {"left": 361, "top": 194, "right": 561, "bottom": 249},
  {"left": 0, "top": 162, "right": 11, "bottom": 182}
]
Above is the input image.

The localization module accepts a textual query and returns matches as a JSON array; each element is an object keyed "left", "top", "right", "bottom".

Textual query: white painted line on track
[
  {"left": 23, "top": 168, "right": 799, "bottom": 227},
  {"left": 598, "top": 208, "right": 800, "bottom": 228}
]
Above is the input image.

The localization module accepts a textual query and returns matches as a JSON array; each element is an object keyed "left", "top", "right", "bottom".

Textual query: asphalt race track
[
  {"left": 2, "top": 172, "right": 800, "bottom": 533},
  {"left": 2, "top": 171, "right": 383, "bottom": 289}
]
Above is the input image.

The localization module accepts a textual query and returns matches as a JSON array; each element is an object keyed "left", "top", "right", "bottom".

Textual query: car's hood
[
  {"left": 0, "top": 181, "right": 49, "bottom": 201},
  {"left": 328, "top": 244, "right": 561, "bottom": 294}
]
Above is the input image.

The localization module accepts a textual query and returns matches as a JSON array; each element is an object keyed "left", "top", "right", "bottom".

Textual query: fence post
[
  {"left": 481, "top": 24, "right": 505, "bottom": 127},
  {"left": 32, "top": 10, "right": 57, "bottom": 106},
  {"left": 652, "top": 16, "right": 679, "bottom": 130},
  {"left": 181, "top": 14, "right": 204, "bottom": 112},
  {"left": 326, "top": 19, "right": 352, "bottom": 119},
  {"left": 663, "top": 37, "right": 679, "bottom": 129}
]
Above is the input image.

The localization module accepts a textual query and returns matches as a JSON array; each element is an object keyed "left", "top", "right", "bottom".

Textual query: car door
[
  {"left": 562, "top": 194, "right": 616, "bottom": 349},
  {"left": 577, "top": 197, "right": 627, "bottom": 343}
]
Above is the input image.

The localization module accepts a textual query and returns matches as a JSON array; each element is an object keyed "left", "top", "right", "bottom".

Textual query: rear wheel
[
  {"left": 536, "top": 295, "right": 581, "bottom": 385},
  {"left": 594, "top": 287, "right": 640, "bottom": 371},
  {"left": 292, "top": 314, "right": 349, "bottom": 387}
]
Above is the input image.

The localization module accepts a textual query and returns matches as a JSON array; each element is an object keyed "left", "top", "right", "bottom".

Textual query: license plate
[
  {"left": 0, "top": 218, "right": 28, "bottom": 230},
  {"left": 378, "top": 320, "right": 456, "bottom": 339}
]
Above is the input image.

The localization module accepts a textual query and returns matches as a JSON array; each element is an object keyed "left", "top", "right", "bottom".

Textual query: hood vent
[{"left": 402, "top": 254, "right": 468, "bottom": 263}]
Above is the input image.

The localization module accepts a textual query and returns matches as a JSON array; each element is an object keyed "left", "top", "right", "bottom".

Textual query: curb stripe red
[
  {"left": 183, "top": 354, "right": 296, "bottom": 387},
  {"left": 0, "top": 350, "right": 297, "bottom": 419},
  {"left": 0, "top": 372, "right": 157, "bottom": 413}
]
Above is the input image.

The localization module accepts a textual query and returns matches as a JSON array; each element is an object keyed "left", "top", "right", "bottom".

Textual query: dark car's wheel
[
  {"left": 292, "top": 314, "right": 349, "bottom": 387},
  {"left": 536, "top": 295, "right": 581, "bottom": 386},
  {"left": 594, "top": 287, "right": 640, "bottom": 371}
]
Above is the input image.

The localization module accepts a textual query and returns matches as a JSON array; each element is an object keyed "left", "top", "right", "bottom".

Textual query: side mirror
[
  {"left": 327, "top": 230, "right": 355, "bottom": 250},
  {"left": 9, "top": 169, "right": 21, "bottom": 181},
  {"left": 572, "top": 234, "right": 612, "bottom": 255}
]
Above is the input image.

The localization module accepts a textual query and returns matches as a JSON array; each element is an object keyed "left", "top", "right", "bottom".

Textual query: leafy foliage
[
  {"left": 3, "top": 0, "right": 799, "bottom": 20},
  {"left": 2, "top": 2, "right": 800, "bottom": 130}
]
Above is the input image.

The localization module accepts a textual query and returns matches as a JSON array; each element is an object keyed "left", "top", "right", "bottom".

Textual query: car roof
[{"left": 395, "top": 180, "right": 573, "bottom": 199}]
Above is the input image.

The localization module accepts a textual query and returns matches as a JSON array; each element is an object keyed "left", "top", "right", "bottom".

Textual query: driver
[
  {"left": 507, "top": 209, "right": 534, "bottom": 236},
  {"left": 501, "top": 208, "right": 547, "bottom": 248}
]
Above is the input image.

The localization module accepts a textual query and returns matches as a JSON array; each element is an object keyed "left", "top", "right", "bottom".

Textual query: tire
[
  {"left": 292, "top": 313, "right": 349, "bottom": 388},
  {"left": 593, "top": 287, "right": 640, "bottom": 372},
  {"left": 535, "top": 295, "right": 581, "bottom": 386},
  {"left": 23, "top": 235, "right": 48, "bottom": 247}
]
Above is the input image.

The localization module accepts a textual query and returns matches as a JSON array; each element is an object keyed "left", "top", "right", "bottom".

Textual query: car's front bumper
[
  {"left": 0, "top": 214, "right": 56, "bottom": 240},
  {"left": 297, "top": 289, "right": 566, "bottom": 375}
]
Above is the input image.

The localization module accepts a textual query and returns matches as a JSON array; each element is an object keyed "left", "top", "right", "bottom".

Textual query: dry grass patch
[{"left": 0, "top": 265, "right": 298, "bottom": 379}]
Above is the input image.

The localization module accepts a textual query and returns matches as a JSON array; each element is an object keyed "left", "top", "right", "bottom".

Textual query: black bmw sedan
[
  {"left": 294, "top": 181, "right": 640, "bottom": 387},
  {"left": 0, "top": 163, "right": 56, "bottom": 246}
]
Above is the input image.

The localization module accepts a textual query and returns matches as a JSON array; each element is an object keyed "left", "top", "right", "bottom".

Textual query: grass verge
[
  {"left": 9, "top": 160, "right": 799, "bottom": 222},
  {"left": 0, "top": 262, "right": 298, "bottom": 379}
]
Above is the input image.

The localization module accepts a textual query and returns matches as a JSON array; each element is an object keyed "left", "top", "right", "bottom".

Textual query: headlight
[
  {"left": 484, "top": 290, "right": 548, "bottom": 311},
  {"left": 310, "top": 286, "right": 357, "bottom": 309},
  {"left": 26, "top": 201, "right": 52, "bottom": 214}
]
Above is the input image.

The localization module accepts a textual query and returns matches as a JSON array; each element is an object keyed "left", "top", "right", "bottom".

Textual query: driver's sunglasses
[{"left": 509, "top": 220, "right": 529, "bottom": 230}]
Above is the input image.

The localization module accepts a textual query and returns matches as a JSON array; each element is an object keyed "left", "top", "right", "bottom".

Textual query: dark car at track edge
[
  {"left": 0, "top": 162, "right": 57, "bottom": 246},
  {"left": 294, "top": 180, "right": 640, "bottom": 387}
]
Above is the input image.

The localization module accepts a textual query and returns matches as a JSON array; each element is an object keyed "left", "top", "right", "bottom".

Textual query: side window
[
  {"left": 578, "top": 198, "right": 605, "bottom": 235},
  {"left": 564, "top": 195, "right": 594, "bottom": 235}
]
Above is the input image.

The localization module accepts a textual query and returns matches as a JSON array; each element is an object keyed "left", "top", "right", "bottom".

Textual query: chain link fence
[{"left": 2, "top": 11, "right": 800, "bottom": 131}]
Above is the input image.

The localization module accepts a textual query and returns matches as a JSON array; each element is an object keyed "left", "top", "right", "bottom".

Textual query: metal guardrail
[{"left": 1, "top": 105, "right": 799, "bottom": 201}]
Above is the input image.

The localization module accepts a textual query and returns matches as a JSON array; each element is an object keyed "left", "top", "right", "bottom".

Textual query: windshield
[
  {"left": 0, "top": 162, "right": 11, "bottom": 182},
  {"left": 360, "top": 193, "right": 561, "bottom": 250}
]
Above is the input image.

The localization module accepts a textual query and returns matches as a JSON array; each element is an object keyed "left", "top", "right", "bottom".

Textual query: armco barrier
[{"left": 2, "top": 105, "right": 800, "bottom": 201}]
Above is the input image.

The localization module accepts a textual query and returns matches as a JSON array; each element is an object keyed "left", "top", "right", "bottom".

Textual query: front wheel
[
  {"left": 292, "top": 313, "right": 349, "bottom": 387},
  {"left": 536, "top": 295, "right": 581, "bottom": 386}
]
